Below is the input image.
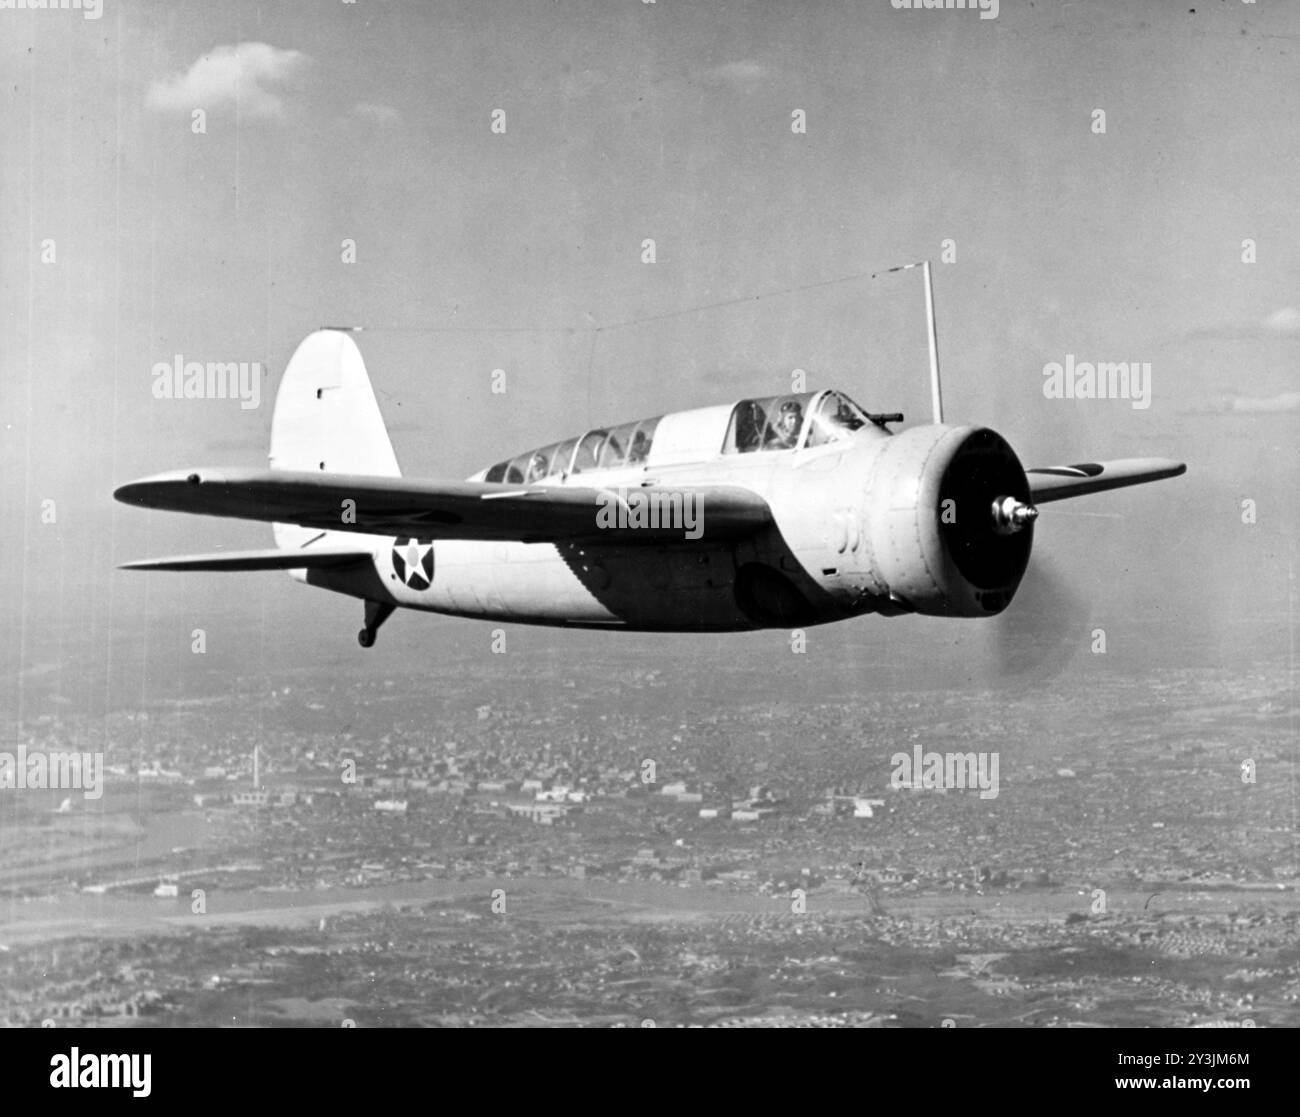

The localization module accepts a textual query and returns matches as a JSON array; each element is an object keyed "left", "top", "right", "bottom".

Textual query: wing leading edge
[
  {"left": 113, "top": 467, "right": 772, "bottom": 544},
  {"left": 118, "top": 546, "right": 375, "bottom": 572},
  {"left": 1025, "top": 458, "right": 1186, "bottom": 504}
]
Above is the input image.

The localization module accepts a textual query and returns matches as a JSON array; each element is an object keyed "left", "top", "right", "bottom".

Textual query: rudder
[{"left": 269, "top": 330, "right": 401, "bottom": 551}]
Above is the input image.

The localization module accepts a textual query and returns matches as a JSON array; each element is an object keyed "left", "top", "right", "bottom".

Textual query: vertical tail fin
[{"left": 269, "top": 330, "right": 400, "bottom": 551}]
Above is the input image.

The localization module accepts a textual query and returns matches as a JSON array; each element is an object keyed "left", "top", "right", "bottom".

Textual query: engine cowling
[{"left": 864, "top": 424, "right": 1033, "bottom": 616}]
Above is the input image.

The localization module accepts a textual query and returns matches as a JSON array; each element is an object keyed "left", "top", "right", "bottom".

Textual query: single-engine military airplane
[{"left": 114, "top": 265, "right": 1185, "bottom": 647}]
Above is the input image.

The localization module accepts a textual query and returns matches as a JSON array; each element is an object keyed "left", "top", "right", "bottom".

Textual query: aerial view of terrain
[{"left": 2, "top": 625, "right": 1294, "bottom": 1028}]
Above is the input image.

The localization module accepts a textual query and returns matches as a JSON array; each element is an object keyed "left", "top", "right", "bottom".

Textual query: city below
[{"left": 1, "top": 656, "right": 1295, "bottom": 1027}]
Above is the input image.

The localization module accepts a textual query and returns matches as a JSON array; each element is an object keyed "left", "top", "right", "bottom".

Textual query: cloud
[
  {"left": 146, "top": 42, "right": 309, "bottom": 120},
  {"left": 1189, "top": 306, "right": 1300, "bottom": 341},
  {"left": 1180, "top": 391, "right": 1300, "bottom": 415},
  {"left": 702, "top": 59, "right": 772, "bottom": 91},
  {"left": 351, "top": 102, "right": 401, "bottom": 125},
  {"left": 1228, "top": 391, "right": 1300, "bottom": 413},
  {"left": 1263, "top": 307, "right": 1300, "bottom": 335}
]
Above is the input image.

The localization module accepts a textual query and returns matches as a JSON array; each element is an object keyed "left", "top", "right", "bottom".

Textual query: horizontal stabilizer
[
  {"left": 119, "top": 546, "right": 373, "bottom": 572},
  {"left": 1026, "top": 458, "right": 1186, "bottom": 504}
]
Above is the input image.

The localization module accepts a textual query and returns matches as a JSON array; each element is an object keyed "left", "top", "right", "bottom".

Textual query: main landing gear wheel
[{"left": 357, "top": 600, "right": 395, "bottom": 649}]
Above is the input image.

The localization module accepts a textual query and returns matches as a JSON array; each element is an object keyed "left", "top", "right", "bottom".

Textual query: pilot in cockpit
[
  {"left": 627, "top": 430, "right": 650, "bottom": 464},
  {"left": 525, "top": 452, "right": 549, "bottom": 482},
  {"left": 766, "top": 399, "right": 804, "bottom": 450}
]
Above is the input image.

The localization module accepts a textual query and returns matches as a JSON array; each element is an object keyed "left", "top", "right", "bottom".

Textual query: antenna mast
[
  {"left": 922, "top": 260, "right": 943, "bottom": 425},
  {"left": 872, "top": 259, "right": 945, "bottom": 425}
]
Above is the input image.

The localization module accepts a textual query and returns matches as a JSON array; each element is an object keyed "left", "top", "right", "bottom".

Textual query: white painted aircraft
[{"left": 115, "top": 269, "right": 1185, "bottom": 647}]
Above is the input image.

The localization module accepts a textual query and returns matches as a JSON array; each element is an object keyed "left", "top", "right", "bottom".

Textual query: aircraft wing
[
  {"left": 1025, "top": 458, "right": 1186, "bottom": 504},
  {"left": 113, "top": 467, "right": 772, "bottom": 544}
]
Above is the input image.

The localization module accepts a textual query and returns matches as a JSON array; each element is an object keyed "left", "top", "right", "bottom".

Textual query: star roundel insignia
[{"left": 392, "top": 538, "right": 435, "bottom": 590}]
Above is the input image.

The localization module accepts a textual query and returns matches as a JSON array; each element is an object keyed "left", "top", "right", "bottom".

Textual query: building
[
  {"left": 503, "top": 801, "right": 569, "bottom": 824},
  {"left": 536, "top": 786, "right": 571, "bottom": 802}
]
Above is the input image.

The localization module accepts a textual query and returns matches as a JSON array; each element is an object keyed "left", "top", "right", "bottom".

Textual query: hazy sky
[{"left": 1, "top": 1, "right": 1296, "bottom": 722}]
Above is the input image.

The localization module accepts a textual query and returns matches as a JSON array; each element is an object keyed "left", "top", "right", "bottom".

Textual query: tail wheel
[{"left": 357, "top": 599, "right": 395, "bottom": 648}]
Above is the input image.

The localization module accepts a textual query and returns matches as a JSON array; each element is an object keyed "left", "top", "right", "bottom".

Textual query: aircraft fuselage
[{"left": 306, "top": 422, "right": 895, "bottom": 631}]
